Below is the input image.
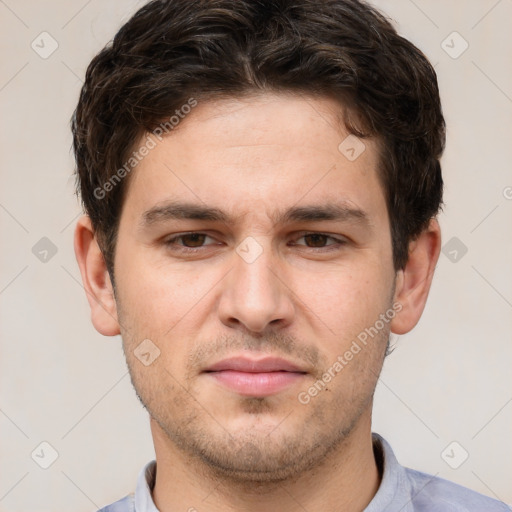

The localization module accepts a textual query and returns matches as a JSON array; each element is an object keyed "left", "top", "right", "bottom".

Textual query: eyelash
[{"left": 163, "top": 232, "right": 348, "bottom": 254}]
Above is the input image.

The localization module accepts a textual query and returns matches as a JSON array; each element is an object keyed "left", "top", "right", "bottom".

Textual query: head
[{"left": 73, "top": 0, "right": 444, "bottom": 484}]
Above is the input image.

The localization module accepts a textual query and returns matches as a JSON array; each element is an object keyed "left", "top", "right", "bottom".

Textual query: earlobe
[
  {"left": 73, "top": 215, "right": 121, "bottom": 337},
  {"left": 390, "top": 219, "right": 441, "bottom": 335}
]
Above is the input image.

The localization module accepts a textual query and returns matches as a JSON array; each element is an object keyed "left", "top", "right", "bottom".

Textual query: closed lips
[{"left": 204, "top": 356, "right": 307, "bottom": 373}]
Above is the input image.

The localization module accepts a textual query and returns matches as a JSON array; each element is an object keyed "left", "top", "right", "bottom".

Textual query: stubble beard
[
  {"left": 117, "top": 286, "right": 393, "bottom": 489},
  {"left": 125, "top": 340, "right": 387, "bottom": 490}
]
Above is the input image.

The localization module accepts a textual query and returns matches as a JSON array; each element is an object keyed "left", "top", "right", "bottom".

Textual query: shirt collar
[
  {"left": 134, "top": 459, "right": 159, "bottom": 512},
  {"left": 134, "top": 433, "right": 413, "bottom": 512},
  {"left": 364, "top": 433, "right": 415, "bottom": 511}
]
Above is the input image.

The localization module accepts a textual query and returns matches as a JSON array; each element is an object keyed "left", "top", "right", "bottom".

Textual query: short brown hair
[{"left": 72, "top": 0, "right": 445, "bottom": 280}]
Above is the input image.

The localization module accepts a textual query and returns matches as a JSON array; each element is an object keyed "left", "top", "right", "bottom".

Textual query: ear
[
  {"left": 390, "top": 218, "right": 441, "bottom": 335},
  {"left": 73, "top": 215, "right": 120, "bottom": 336}
]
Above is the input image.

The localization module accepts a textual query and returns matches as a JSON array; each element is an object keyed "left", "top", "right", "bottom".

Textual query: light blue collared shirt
[{"left": 98, "top": 433, "right": 509, "bottom": 511}]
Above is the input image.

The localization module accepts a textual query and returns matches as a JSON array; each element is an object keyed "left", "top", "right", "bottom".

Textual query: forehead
[{"left": 121, "top": 93, "right": 386, "bottom": 227}]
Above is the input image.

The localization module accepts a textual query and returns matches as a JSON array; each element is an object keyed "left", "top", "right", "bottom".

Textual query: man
[{"left": 72, "top": 0, "right": 507, "bottom": 510}]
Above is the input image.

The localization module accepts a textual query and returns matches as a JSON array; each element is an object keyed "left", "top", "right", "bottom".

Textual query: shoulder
[
  {"left": 96, "top": 460, "right": 157, "bottom": 512},
  {"left": 404, "top": 468, "right": 509, "bottom": 512},
  {"left": 96, "top": 493, "right": 135, "bottom": 512}
]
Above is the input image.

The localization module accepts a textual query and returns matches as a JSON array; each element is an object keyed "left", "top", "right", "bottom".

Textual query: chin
[{"left": 154, "top": 405, "right": 354, "bottom": 487}]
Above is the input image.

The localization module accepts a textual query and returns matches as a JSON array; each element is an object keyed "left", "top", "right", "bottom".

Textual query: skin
[{"left": 74, "top": 92, "right": 441, "bottom": 512}]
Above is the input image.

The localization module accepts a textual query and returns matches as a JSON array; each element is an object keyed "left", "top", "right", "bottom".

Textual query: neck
[{"left": 150, "top": 411, "right": 381, "bottom": 512}]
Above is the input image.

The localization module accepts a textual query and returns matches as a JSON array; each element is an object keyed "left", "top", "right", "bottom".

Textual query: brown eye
[
  {"left": 164, "top": 232, "right": 216, "bottom": 251},
  {"left": 303, "top": 234, "right": 329, "bottom": 247},
  {"left": 179, "top": 233, "right": 207, "bottom": 247},
  {"left": 292, "top": 233, "right": 347, "bottom": 251}
]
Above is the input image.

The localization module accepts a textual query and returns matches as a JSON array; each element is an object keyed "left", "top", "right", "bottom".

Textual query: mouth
[{"left": 203, "top": 356, "right": 308, "bottom": 397}]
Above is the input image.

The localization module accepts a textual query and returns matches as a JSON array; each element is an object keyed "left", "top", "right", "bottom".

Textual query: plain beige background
[{"left": 1, "top": 1, "right": 511, "bottom": 511}]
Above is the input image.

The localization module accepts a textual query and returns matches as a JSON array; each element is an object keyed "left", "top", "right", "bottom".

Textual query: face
[{"left": 113, "top": 93, "right": 398, "bottom": 482}]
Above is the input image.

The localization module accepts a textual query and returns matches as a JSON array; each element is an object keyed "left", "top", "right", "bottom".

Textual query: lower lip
[{"left": 207, "top": 370, "right": 305, "bottom": 396}]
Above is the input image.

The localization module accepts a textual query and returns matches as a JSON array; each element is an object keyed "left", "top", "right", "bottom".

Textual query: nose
[{"left": 217, "top": 240, "right": 295, "bottom": 335}]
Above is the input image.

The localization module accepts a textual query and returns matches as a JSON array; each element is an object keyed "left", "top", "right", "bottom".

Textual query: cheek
[
  {"left": 116, "top": 251, "right": 219, "bottom": 334},
  {"left": 292, "top": 263, "right": 391, "bottom": 338}
]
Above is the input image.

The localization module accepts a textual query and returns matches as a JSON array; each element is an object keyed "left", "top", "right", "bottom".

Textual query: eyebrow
[{"left": 140, "top": 200, "right": 371, "bottom": 229}]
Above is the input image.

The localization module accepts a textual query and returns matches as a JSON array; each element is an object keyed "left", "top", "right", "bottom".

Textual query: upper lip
[{"left": 204, "top": 356, "right": 307, "bottom": 373}]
